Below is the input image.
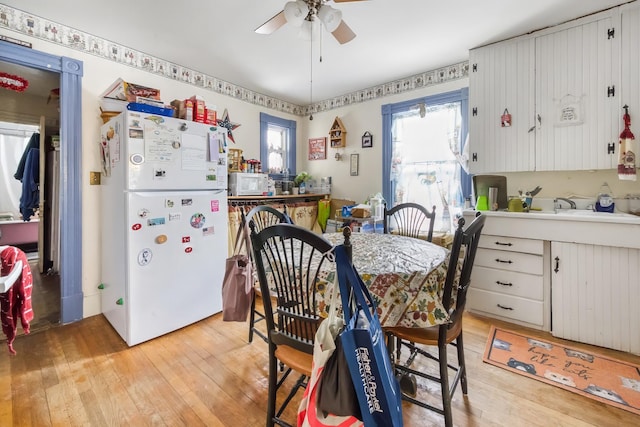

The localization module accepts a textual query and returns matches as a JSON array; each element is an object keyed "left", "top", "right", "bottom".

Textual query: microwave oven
[{"left": 229, "top": 173, "right": 269, "bottom": 196}]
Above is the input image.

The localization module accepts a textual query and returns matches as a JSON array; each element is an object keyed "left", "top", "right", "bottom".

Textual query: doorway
[{"left": 0, "top": 41, "right": 83, "bottom": 324}]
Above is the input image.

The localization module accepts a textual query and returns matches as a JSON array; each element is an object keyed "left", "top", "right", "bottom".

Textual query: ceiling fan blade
[
  {"left": 331, "top": 20, "right": 356, "bottom": 44},
  {"left": 255, "top": 10, "right": 287, "bottom": 35}
]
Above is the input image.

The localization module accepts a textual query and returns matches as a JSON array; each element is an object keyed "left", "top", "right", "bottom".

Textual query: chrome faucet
[{"left": 554, "top": 197, "right": 576, "bottom": 210}]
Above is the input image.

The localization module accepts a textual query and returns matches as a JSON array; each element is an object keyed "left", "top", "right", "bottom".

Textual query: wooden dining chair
[
  {"left": 242, "top": 205, "right": 293, "bottom": 343},
  {"left": 249, "top": 222, "right": 334, "bottom": 427},
  {"left": 385, "top": 212, "right": 485, "bottom": 427},
  {"left": 383, "top": 202, "right": 436, "bottom": 242}
]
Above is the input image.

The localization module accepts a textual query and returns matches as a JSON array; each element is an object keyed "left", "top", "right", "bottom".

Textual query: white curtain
[{"left": 0, "top": 122, "right": 39, "bottom": 219}]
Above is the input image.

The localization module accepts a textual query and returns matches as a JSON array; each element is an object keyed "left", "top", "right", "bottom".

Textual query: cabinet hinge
[
  {"left": 472, "top": 107, "right": 478, "bottom": 116},
  {"left": 472, "top": 63, "right": 477, "bottom": 72},
  {"left": 607, "top": 86, "right": 615, "bottom": 97},
  {"left": 608, "top": 142, "right": 616, "bottom": 154},
  {"left": 472, "top": 152, "right": 478, "bottom": 162},
  {"left": 607, "top": 28, "right": 615, "bottom": 39}
]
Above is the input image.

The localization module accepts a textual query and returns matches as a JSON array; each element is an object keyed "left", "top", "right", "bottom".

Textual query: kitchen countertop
[
  {"left": 229, "top": 193, "right": 330, "bottom": 201},
  {"left": 467, "top": 209, "right": 640, "bottom": 224},
  {"left": 463, "top": 209, "right": 640, "bottom": 249}
]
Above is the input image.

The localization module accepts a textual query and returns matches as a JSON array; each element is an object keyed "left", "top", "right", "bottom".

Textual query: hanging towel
[
  {"left": 19, "top": 148, "right": 39, "bottom": 221},
  {"left": 0, "top": 246, "right": 34, "bottom": 355},
  {"left": 618, "top": 107, "right": 637, "bottom": 181}
]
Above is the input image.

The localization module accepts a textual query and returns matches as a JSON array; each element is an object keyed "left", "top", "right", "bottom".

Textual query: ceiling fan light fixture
[
  {"left": 298, "top": 19, "right": 317, "bottom": 41},
  {"left": 283, "top": 1, "right": 309, "bottom": 27},
  {"left": 317, "top": 5, "right": 342, "bottom": 33}
]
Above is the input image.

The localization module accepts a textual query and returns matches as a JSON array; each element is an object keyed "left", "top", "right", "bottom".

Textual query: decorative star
[{"left": 216, "top": 108, "right": 240, "bottom": 144}]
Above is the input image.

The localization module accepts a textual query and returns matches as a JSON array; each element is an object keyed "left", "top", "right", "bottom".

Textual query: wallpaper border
[{"left": 0, "top": 5, "right": 468, "bottom": 116}]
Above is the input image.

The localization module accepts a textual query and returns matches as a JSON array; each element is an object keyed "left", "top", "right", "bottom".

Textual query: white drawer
[
  {"left": 468, "top": 288, "right": 544, "bottom": 326},
  {"left": 475, "top": 248, "right": 543, "bottom": 275},
  {"left": 479, "top": 235, "right": 543, "bottom": 255},
  {"left": 471, "top": 266, "right": 543, "bottom": 300}
]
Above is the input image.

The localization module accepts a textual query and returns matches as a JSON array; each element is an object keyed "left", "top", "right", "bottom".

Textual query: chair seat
[
  {"left": 385, "top": 320, "right": 462, "bottom": 346},
  {"left": 274, "top": 345, "right": 313, "bottom": 377}
]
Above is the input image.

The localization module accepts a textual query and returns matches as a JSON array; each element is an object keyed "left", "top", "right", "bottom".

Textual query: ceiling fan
[{"left": 255, "top": 0, "right": 368, "bottom": 45}]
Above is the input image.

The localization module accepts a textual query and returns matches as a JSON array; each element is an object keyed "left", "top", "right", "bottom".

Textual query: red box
[
  {"left": 205, "top": 108, "right": 217, "bottom": 125},
  {"left": 189, "top": 96, "right": 206, "bottom": 123}
]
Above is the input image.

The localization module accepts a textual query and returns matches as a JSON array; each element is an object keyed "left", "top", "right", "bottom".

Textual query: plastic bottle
[
  {"left": 595, "top": 182, "right": 615, "bottom": 213},
  {"left": 299, "top": 181, "right": 306, "bottom": 194}
]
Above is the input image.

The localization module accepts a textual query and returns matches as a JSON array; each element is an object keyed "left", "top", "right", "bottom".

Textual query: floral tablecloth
[{"left": 320, "top": 232, "right": 451, "bottom": 328}]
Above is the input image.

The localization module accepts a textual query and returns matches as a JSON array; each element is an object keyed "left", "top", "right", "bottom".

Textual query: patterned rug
[{"left": 483, "top": 326, "right": 640, "bottom": 416}]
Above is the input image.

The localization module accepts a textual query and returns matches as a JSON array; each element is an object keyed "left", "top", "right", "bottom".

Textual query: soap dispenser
[{"left": 595, "top": 182, "right": 615, "bottom": 213}]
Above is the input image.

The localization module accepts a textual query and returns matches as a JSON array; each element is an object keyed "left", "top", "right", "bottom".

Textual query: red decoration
[{"left": 0, "top": 72, "right": 29, "bottom": 92}]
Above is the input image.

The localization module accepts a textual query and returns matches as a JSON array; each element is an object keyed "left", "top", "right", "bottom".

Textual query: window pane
[
  {"left": 391, "top": 102, "right": 463, "bottom": 232},
  {"left": 267, "top": 125, "right": 288, "bottom": 174}
]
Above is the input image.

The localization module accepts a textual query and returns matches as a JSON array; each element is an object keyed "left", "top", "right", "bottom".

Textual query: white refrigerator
[{"left": 100, "top": 111, "right": 228, "bottom": 346}]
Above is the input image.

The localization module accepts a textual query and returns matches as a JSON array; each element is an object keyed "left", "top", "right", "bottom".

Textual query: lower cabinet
[
  {"left": 468, "top": 234, "right": 549, "bottom": 330},
  {"left": 551, "top": 242, "right": 640, "bottom": 354}
]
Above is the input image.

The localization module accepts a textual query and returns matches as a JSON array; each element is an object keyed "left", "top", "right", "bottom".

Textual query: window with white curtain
[
  {"left": 260, "top": 112, "right": 297, "bottom": 178},
  {"left": 382, "top": 89, "right": 470, "bottom": 233},
  {"left": 0, "top": 121, "right": 39, "bottom": 219}
]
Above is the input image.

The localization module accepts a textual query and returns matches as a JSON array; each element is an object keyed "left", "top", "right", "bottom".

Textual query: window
[
  {"left": 381, "top": 88, "right": 471, "bottom": 233},
  {"left": 260, "top": 112, "right": 296, "bottom": 178}
]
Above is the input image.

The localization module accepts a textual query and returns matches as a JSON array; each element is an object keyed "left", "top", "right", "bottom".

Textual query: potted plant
[{"left": 294, "top": 171, "right": 311, "bottom": 194}]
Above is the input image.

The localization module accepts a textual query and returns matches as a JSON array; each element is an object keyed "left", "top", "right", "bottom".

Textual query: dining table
[{"left": 318, "top": 231, "right": 453, "bottom": 328}]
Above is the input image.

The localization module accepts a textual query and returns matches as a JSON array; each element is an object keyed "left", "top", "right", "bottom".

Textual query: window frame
[
  {"left": 381, "top": 88, "right": 470, "bottom": 207},
  {"left": 260, "top": 112, "right": 296, "bottom": 179}
]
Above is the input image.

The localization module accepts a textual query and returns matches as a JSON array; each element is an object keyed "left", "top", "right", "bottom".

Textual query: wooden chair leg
[
  {"left": 266, "top": 345, "right": 278, "bottom": 427},
  {"left": 248, "top": 291, "right": 257, "bottom": 343},
  {"left": 456, "top": 332, "right": 468, "bottom": 395},
  {"left": 439, "top": 341, "right": 453, "bottom": 427}
]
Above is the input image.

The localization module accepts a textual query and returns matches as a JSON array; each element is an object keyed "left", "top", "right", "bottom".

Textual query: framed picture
[
  {"left": 361, "top": 131, "right": 373, "bottom": 148},
  {"left": 308, "top": 137, "right": 327, "bottom": 160},
  {"left": 350, "top": 153, "right": 359, "bottom": 176}
]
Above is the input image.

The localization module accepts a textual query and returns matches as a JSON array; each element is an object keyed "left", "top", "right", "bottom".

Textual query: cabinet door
[
  {"left": 535, "top": 17, "right": 620, "bottom": 171},
  {"left": 551, "top": 242, "right": 640, "bottom": 354},
  {"left": 621, "top": 4, "right": 640, "bottom": 120},
  {"left": 468, "top": 38, "right": 535, "bottom": 174}
]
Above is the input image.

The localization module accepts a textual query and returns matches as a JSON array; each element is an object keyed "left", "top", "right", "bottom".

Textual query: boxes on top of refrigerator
[{"left": 101, "top": 78, "right": 161, "bottom": 103}]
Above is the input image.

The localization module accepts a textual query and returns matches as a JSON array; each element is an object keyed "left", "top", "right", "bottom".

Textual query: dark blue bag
[{"left": 335, "top": 245, "right": 403, "bottom": 427}]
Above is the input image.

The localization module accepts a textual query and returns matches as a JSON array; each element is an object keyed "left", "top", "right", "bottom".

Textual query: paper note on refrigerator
[
  {"left": 208, "top": 133, "right": 220, "bottom": 162},
  {"left": 181, "top": 134, "right": 207, "bottom": 171}
]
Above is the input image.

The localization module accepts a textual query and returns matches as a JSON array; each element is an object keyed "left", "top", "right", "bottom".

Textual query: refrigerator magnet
[
  {"left": 168, "top": 213, "right": 181, "bottom": 221},
  {"left": 138, "top": 208, "right": 150, "bottom": 218},
  {"left": 165, "top": 199, "right": 175, "bottom": 208},
  {"left": 210, "top": 200, "right": 219, "bottom": 212},
  {"left": 155, "top": 235, "right": 168, "bottom": 244},
  {"left": 137, "top": 248, "right": 152, "bottom": 266},
  {"left": 190, "top": 213, "right": 205, "bottom": 228},
  {"left": 130, "top": 153, "right": 144, "bottom": 165},
  {"left": 203, "top": 226, "right": 214, "bottom": 236},
  {"left": 147, "top": 217, "right": 166, "bottom": 226}
]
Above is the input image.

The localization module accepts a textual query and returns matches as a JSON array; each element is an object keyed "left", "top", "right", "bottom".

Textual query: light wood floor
[{"left": 1, "top": 307, "right": 639, "bottom": 426}]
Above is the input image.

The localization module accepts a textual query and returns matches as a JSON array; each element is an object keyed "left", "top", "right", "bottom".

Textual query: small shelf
[
  {"left": 329, "top": 116, "right": 346, "bottom": 148},
  {"left": 228, "top": 148, "right": 243, "bottom": 172}
]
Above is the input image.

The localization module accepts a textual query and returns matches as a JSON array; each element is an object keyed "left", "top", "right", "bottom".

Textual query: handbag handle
[
  {"left": 335, "top": 245, "right": 377, "bottom": 326},
  {"left": 233, "top": 208, "right": 252, "bottom": 257}
]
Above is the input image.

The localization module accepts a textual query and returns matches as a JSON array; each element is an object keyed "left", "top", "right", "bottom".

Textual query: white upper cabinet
[
  {"left": 469, "top": 8, "right": 622, "bottom": 173},
  {"left": 535, "top": 15, "right": 620, "bottom": 171},
  {"left": 621, "top": 4, "right": 640, "bottom": 123},
  {"left": 469, "top": 38, "right": 535, "bottom": 174}
]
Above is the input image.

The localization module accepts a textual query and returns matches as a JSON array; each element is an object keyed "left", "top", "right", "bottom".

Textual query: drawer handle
[
  {"left": 494, "top": 241, "right": 513, "bottom": 246},
  {"left": 495, "top": 258, "right": 513, "bottom": 264},
  {"left": 496, "top": 281, "right": 513, "bottom": 287},
  {"left": 497, "top": 304, "right": 514, "bottom": 311}
]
